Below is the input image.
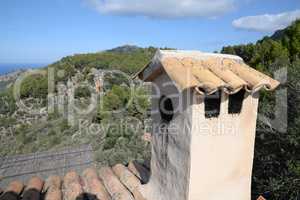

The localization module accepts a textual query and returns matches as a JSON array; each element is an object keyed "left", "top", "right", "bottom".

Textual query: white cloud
[
  {"left": 86, "top": 0, "right": 236, "bottom": 18},
  {"left": 232, "top": 10, "right": 300, "bottom": 32}
]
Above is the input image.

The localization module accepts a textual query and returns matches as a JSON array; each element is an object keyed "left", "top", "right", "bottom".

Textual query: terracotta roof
[
  {"left": 135, "top": 50, "right": 280, "bottom": 95},
  {"left": 0, "top": 162, "right": 149, "bottom": 200}
]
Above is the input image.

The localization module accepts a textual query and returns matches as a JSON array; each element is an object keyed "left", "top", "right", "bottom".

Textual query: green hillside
[
  {"left": 0, "top": 46, "right": 156, "bottom": 165},
  {"left": 50, "top": 46, "right": 156, "bottom": 81},
  {"left": 0, "top": 21, "right": 299, "bottom": 199}
]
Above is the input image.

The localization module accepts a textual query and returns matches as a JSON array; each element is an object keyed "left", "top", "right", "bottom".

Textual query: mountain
[
  {"left": 47, "top": 46, "right": 156, "bottom": 84},
  {"left": 107, "top": 45, "right": 142, "bottom": 53},
  {"left": 271, "top": 20, "right": 300, "bottom": 41},
  {"left": 271, "top": 29, "right": 286, "bottom": 41}
]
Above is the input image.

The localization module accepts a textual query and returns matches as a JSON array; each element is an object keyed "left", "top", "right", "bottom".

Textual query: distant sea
[{"left": 0, "top": 63, "right": 48, "bottom": 75}]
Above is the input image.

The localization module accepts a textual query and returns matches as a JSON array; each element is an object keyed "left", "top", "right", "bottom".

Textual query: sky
[{"left": 0, "top": 0, "right": 300, "bottom": 64}]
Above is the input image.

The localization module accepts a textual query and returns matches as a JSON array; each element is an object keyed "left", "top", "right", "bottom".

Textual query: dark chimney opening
[
  {"left": 228, "top": 89, "right": 245, "bottom": 114},
  {"left": 205, "top": 90, "right": 221, "bottom": 118},
  {"left": 159, "top": 95, "right": 174, "bottom": 123}
]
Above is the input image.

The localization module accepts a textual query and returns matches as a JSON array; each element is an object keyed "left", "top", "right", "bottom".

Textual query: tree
[
  {"left": 20, "top": 74, "right": 48, "bottom": 99},
  {"left": 0, "top": 88, "right": 16, "bottom": 115}
]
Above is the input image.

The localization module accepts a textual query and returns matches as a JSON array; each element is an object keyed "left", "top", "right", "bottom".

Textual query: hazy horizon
[{"left": 0, "top": 63, "right": 47, "bottom": 75}]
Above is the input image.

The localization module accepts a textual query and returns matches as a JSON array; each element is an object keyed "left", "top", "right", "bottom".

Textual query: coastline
[{"left": 0, "top": 63, "right": 47, "bottom": 75}]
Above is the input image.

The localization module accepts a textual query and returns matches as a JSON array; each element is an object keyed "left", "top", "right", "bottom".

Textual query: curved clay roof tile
[
  {"left": 98, "top": 167, "right": 135, "bottom": 200},
  {"left": 204, "top": 58, "right": 248, "bottom": 94},
  {"left": 183, "top": 58, "right": 227, "bottom": 94},
  {"left": 82, "top": 168, "right": 111, "bottom": 200},
  {"left": 136, "top": 50, "right": 280, "bottom": 95},
  {"left": 5, "top": 180, "right": 24, "bottom": 194},
  {"left": 113, "top": 164, "right": 146, "bottom": 200},
  {"left": 1, "top": 162, "right": 149, "bottom": 200},
  {"left": 161, "top": 57, "right": 199, "bottom": 91},
  {"left": 223, "top": 59, "right": 279, "bottom": 93},
  {"left": 63, "top": 171, "right": 83, "bottom": 200},
  {"left": 23, "top": 177, "right": 44, "bottom": 200},
  {"left": 1, "top": 181, "right": 24, "bottom": 200},
  {"left": 44, "top": 176, "right": 62, "bottom": 200},
  {"left": 26, "top": 176, "right": 44, "bottom": 191}
]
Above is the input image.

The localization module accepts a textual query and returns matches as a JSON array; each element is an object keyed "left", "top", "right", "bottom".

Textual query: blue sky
[{"left": 0, "top": 0, "right": 299, "bottom": 64}]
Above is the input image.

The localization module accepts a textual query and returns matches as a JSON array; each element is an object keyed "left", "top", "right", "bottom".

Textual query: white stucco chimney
[{"left": 134, "top": 50, "right": 280, "bottom": 200}]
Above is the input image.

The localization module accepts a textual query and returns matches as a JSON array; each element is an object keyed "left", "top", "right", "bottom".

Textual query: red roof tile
[
  {"left": 0, "top": 163, "right": 150, "bottom": 200},
  {"left": 135, "top": 50, "right": 280, "bottom": 95}
]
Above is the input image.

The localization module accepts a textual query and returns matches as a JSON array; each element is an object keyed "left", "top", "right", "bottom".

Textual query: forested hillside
[
  {"left": 222, "top": 20, "right": 300, "bottom": 200},
  {"left": 0, "top": 21, "right": 299, "bottom": 200},
  {"left": 0, "top": 46, "right": 156, "bottom": 164}
]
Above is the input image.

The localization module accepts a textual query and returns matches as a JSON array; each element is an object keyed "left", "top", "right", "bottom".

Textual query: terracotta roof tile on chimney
[
  {"left": 44, "top": 176, "right": 62, "bottom": 200},
  {"left": 82, "top": 168, "right": 111, "bottom": 200},
  {"left": 113, "top": 164, "right": 146, "bottom": 200},
  {"left": 99, "top": 167, "right": 135, "bottom": 200},
  {"left": 63, "top": 171, "right": 83, "bottom": 200},
  {"left": 136, "top": 50, "right": 280, "bottom": 95},
  {"left": 23, "top": 177, "right": 44, "bottom": 200}
]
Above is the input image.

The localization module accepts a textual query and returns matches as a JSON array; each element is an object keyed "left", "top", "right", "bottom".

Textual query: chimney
[{"left": 134, "top": 50, "right": 279, "bottom": 200}]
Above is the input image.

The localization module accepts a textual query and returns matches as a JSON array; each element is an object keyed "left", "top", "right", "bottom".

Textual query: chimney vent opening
[
  {"left": 228, "top": 89, "right": 246, "bottom": 114},
  {"left": 159, "top": 95, "right": 174, "bottom": 123},
  {"left": 205, "top": 90, "right": 221, "bottom": 118}
]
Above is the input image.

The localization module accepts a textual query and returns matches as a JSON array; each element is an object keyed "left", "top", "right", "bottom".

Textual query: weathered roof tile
[
  {"left": 82, "top": 168, "right": 111, "bottom": 200},
  {"left": 5, "top": 180, "right": 24, "bottom": 195},
  {"left": 23, "top": 177, "right": 44, "bottom": 200},
  {"left": 0, "top": 163, "right": 150, "bottom": 200},
  {"left": 44, "top": 176, "right": 62, "bottom": 200},
  {"left": 127, "top": 161, "right": 150, "bottom": 184},
  {"left": 99, "top": 167, "right": 135, "bottom": 200},
  {"left": 63, "top": 171, "right": 83, "bottom": 200},
  {"left": 136, "top": 50, "right": 280, "bottom": 95},
  {"left": 113, "top": 164, "right": 146, "bottom": 200}
]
